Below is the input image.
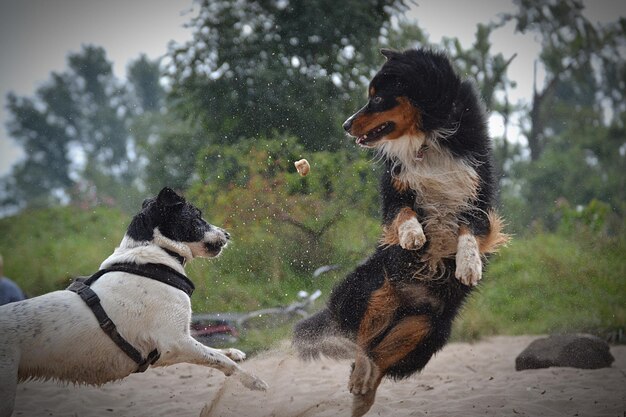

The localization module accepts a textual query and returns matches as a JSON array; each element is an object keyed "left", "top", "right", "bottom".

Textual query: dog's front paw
[
  {"left": 221, "top": 348, "right": 246, "bottom": 362},
  {"left": 349, "top": 354, "right": 380, "bottom": 395},
  {"left": 455, "top": 235, "right": 482, "bottom": 286},
  {"left": 237, "top": 371, "right": 269, "bottom": 391},
  {"left": 398, "top": 218, "right": 426, "bottom": 250}
]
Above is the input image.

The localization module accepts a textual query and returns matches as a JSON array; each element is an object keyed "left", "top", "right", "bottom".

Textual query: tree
[
  {"left": 125, "top": 55, "right": 197, "bottom": 193},
  {"left": 498, "top": 0, "right": 626, "bottom": 231},
  {"left": 4, "top": 89, "right": 74, "bottom": 207},
  {"left": 166, "top": 0, "right": 410, "bottom": 151},
  {"left": 127, "top": 54, "right": 165, "bottom": 113},
  {"left": 4, "top": 45, "right": 138, "bottom": 209},
  {"left": 504, "top": 0, "right": 625, "bottom": 161},
  {"left": 188, "top": 135, "right": 380, "bottom": 275}
]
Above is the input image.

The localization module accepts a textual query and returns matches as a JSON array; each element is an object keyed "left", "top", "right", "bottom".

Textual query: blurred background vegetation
[{"left": 0, "top": 0, "right": 624, "bottom": 352}]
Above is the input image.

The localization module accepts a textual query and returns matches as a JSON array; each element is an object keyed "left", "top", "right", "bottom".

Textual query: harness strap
[
  {"left": 67, "top": 279, "right": 160, "bottom": 372},
  {"left": 66, "top": 261, "right": 192, "bottom": 373},
  {"left": 83, "top": 263, "right": 195, "bottom": 297}
]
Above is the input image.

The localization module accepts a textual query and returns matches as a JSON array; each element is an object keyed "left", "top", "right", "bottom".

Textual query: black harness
[{"left": 66, "top": 261, "right": 195, "bottom": 373}]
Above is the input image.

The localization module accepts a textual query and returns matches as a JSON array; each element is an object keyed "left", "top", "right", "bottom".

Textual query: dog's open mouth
[{"left": 355, "top": 122, "right": 395, "bottom": 147}]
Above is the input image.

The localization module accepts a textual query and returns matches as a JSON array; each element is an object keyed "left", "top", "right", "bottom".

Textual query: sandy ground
[{"left": 12, "top": 335, "right": 626, "bottom": 417}]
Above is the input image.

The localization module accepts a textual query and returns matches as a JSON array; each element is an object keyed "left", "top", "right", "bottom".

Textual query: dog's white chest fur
[
  {"left": 402, "top": 152, "right": 479, "bottom": 213},
  {"left": 382, "top": 135, "right": 480, "bottom": 268}
]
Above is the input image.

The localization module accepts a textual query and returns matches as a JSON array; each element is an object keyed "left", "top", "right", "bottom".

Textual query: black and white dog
[{"left": 0, "top": 187, "right": 267, "bottom": 417}]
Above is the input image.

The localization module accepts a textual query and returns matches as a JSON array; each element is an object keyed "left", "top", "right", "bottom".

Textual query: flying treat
[{"left": 294, "top": 159, "right": 310, "bottom": 176}]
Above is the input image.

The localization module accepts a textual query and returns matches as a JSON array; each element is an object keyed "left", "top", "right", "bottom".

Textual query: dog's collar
[
  {"left": 161, "top": 247, "right": 187, "bottom": 267},
  {"left": 415, "top": 144, "right": 429, "bottom": 161}
]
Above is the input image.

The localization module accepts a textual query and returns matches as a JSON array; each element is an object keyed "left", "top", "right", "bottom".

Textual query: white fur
[
  {"left": 398, "top": 217, "right": 426, "bottom": 250},
  {"left": 0, "top": 233, "right": 266, "bottom": 417},
  {"left": 455, "top": 233, "right": 483, "bottom": 286},
  {"left": 378, "top": 133, "right": 481, "bottom": 275}
]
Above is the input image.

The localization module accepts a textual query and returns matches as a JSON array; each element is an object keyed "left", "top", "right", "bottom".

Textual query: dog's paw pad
[
  {"left": 398, "top": 219, "right": 426, "bottom": 250},
  {"left": 223, "top": 348, "right": 246, "bottom": 362}
]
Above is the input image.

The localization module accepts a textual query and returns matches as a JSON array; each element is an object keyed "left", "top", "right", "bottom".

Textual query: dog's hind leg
[
  {"left": 349, "top": 278, "right": 397, "bottom": 395},
  {"left": 351, "top": 373, "right": 383, "bottom": 417},
  {"left": 350, "top": 314, "right": 432, "bottom": 417},
  {"left": 167, "top": 337, "right": 268, "bottom": 391},
  {"left": 0, "top": 346, "right": 19, "bottom": 417}
]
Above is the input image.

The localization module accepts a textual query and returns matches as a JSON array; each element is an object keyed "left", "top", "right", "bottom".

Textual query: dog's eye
[{"left": 372, "top": 96, "right": 383, "bottom": 105}]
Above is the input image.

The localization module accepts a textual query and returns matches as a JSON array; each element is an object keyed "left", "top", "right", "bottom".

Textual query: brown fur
[
  {"left": 356, "top": 279, "right": 396, "bottom": 348},
  {"left": 477, "top": 210, "right": 509, "bottom": 254}
]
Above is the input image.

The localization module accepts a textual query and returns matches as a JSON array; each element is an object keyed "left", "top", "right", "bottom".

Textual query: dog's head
[
  {"left": 126, "top": 187, "right": 230, "bottom": 260},
  {"left": 343, "top": 48, "right": 460, "bottom": 149}
]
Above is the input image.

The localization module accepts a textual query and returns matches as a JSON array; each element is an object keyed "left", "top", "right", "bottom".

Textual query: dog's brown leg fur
[
  {"left": 371, "top": 315, "right": 431, "bottom": 371},
  {"left": 350, "top": 278, "right": 432, "bottom": 417},
  {"left": 356, "top": 280, "right": 397, "bottom": 347},
  {"left": 351, "top": 315, "right": 432, "bottom": 417}
]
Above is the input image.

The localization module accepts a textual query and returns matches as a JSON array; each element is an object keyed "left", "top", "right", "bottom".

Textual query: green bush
[
  {"left": 0, "top": 205, "right": 127, "bottom": 295},
  {"left": 453, "top": 230, "right": 626, "bottom": 342}
]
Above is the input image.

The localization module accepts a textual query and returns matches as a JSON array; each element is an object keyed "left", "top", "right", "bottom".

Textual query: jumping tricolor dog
[
  {"left": 293, "top": 48, "right": 508, "bottom": 417},
  {"left": 0, "top": 187, "right": 267, "bottom": 417}
]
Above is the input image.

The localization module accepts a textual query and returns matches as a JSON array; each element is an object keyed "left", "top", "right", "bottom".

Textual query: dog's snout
[
  {"left": 210, "top": 225, "right": 230, "bottom": 243},
  {"left": 342, "top": 117, "right": 353, "bottom": 132}
]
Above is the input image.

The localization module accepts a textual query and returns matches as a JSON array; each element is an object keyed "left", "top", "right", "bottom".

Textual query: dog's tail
[{"left": 293, "top": 308, "right": 359, "bottom": 361}]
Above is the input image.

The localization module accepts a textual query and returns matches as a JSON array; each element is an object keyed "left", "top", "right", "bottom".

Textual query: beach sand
[{"left": 12, "top": 335, "right": 626, "bottom": 417}]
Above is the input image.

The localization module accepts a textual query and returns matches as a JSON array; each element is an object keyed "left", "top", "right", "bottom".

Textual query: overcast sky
[{"left": 0, "top": 0, "right": 624, "bottom": 176}]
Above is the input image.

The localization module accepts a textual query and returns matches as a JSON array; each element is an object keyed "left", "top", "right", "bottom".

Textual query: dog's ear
[
  {"left": 156, "top": 187, "right": 185, "bottom": 208},
  {"left": 141, "top": 197, "right": 155, "bottom": 209},
  {"left": 380, "top": 49, "right": 399, "bottom": 61}
]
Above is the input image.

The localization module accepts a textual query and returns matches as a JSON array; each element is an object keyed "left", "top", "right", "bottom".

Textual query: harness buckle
[
  {"left": 80, "top": 288, "right": 101, "bottom": 307},
  {"left": 100, "top": 317, "right": 116, "bottom": 333},
  {"left": 135, "top": 349, "right": 161, "bottom": 373}
]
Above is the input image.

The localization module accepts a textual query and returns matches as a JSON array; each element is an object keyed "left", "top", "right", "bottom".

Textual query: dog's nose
[
  {"left": 224, "top": 231, "right": 231, "bottom": 240},
  {"left": 342, "top": 118, "right": 353, "bottom": 132}
]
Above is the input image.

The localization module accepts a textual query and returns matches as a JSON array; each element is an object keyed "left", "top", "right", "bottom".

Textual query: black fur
[{"left": 127, "top": 187, "right": 224, "bottom": 249}]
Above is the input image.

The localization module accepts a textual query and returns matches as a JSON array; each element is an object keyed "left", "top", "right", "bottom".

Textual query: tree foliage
[
  {"left": 504, "top": 0, "right": 626, "bottom": 161},
  {"left": 166, "top": 0, "right": 410, "bottom": 151},
  {"left": 188, "top": 136, "right": 380, "bottom": 275},
  {"left": 498, "top": 0, "right": 626, "bottom": 231},
  {"left": 2, "top": 1, "right": 624, "bottom": 241}
]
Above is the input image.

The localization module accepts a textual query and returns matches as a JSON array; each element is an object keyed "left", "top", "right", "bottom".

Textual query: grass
[
  {"left": 1, "top": 205, "right": 624, "bottom": 355},
  {"left": 0, "top": 206, "right": 128, "bottom": 295},
  {"left": 452, "top": 230, "right": 626, "bottom": 342}
]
